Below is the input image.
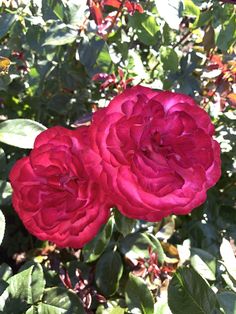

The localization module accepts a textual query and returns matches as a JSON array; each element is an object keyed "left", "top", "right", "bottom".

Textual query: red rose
[
  {"left": 9, "top": 126, "right": 110, "bottom": 248},
  {"left": 90, "top": 86, "right": 221, "bottom": 221}
]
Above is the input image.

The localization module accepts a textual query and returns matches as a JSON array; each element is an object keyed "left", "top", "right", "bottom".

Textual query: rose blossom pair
[{"left": 9, "top": 86, "right": 221, "bottom": 248}]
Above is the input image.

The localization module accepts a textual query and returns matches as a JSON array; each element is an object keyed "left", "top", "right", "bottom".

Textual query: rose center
[{"left": 59, "top": 174, "right": 79, "bottom": 195}]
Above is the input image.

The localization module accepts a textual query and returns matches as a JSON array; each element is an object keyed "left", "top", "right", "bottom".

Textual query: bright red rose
[
  {"left": 90, "top": 85, "right": 221, "bottom": 221},
  {"left": 9, "top": 126, "right": 110, "bottom": 248}
]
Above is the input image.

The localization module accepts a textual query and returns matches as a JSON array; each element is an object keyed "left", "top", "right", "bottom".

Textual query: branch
[
  {"left": 104, "top": 0, "right": 126, "bottom": 40},
  {"left": 138, "top": 30, "right": 192, "bottom": 85}
]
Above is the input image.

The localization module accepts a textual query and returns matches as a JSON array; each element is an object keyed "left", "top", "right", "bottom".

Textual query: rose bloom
[
  {"left": 9, "top": 126, "right": 110, "bottom": 248},
  {"left": 90, "top": 85, "right": 221, "bottom": 221}
]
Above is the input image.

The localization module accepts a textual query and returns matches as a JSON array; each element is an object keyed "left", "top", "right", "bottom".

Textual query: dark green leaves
[
  {"left": 43, "top": 21, "right": 78, "bottom": 46},
  {"left": 216, "top": 15, "right": 236, "bottom": 51},
  {"left": 168, "top": 268, "right": 222, "bottom": 314},
  {"left": 125, "top": 274, "right": 154, "bottom": 314},
  {"left": 0, "top": 13, "right": 16, "bottom": 40},
  {"left": 114, "top": 209, "right": 135, "bottom": 237},
  {"left": 82, "top": 217, "right": 114, "bottom": 262},
  {"left": 95, "top": 251, "right": 123, "bottom": 296},
  {"left": 0, "top": 263, "right": 85, "bottom": 314},
  {"left": 0, "top": 119, "right": 47, "bottom": 149},
  {"left": 217, "top": 292, "right": 236, "bottom": 314},
  {"left": 78, "top": 36, "right": 112, "bottom": 75}
]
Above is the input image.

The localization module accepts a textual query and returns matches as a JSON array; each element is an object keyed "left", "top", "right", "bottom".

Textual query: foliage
[{"left": 0, "top": 0, "right": 235, "bottom": 313}]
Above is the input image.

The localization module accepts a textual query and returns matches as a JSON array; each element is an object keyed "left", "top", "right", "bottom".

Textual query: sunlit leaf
[
  {"left": 0, "top": 210, "right": 5, "bottom": 246},
  {"left": 155, "top": 0, "right": 184, "bottom": 30},
  {"left": 38, "top": 287, "right": 86, "bottom": 314},
  {"left": 125, "top": 274, "right": 154, "bottom": 314},
  {"left": 0, "top": 119, "right": 47, "bottom": 149},
  {"left": 220, "top": 238, "right": 236, "bottom": 281},
  {"left": 190, "top": 248, "right": 216, "bottom": 281}
]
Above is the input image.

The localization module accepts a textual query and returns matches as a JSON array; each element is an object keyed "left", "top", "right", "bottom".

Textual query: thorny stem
[
  {"left": 172, "top": 30, "right": 192, "bottom": 49},
  {"left": 103, "top": 0, "right": 126, "bottom": 40}
]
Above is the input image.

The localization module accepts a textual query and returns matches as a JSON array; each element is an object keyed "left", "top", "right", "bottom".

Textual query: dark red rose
[
  {"left": 9, "top": 126, "right": 110, "bottom": 248},
  {"left": 90, "top": 85, "right": 221, "bottom": 221}
]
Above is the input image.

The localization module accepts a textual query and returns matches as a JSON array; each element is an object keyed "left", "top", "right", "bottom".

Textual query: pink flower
[
  {"left": 9, "top": 126, "right": 110, "bottom": 248},
  {"left": 90, "top": 85, "right": 221, "bottom": 221}
]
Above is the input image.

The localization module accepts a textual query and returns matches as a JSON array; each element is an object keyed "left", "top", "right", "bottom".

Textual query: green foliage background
[{"left": 0, "top": 0, "right": 235, "bottom": 313}]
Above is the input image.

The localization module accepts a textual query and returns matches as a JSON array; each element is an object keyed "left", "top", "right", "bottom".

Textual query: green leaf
[
  {"left": 129, "top": 13, "right": 160, "bottom": 46},
  {"left": 28, "top": 264, "right": 45, "bottom": 304},
  {"left": 26, "top": 305, "right": 38, "bottom": 314},
  {"left": 43, "top": 21, "right": 78, "bottom": 46},
  {"left": 168, "top": 267, "right": 222, "bottom": 314},
  {"left": 120, "top": 232, "right": 164, "bottom": 264},
  {"left": 193, "top": 11, "right": 212, "bottom": 28},
  {"left": 7, "top": 267, "right": 32, "bottom": 301},
  {"left": 0, "top": 149, "right": 6, "bottom": 178},
  {"left": 190, "top": 248, "right": 216, "bottom": 281},
  {"left": 148, "top": 234, "right": 165, "bottom": 265},
  {"left": 183, "top": 0, "right": 200, "bottom": 18},
  {"left": 0, "top": 119, "right": 47, "bottom": 149},
  {"left": 108, "top": 307, "right": 125, "bottom": 314},
  {"left": 96, "top": 304, "right": 126, "bottom": 314},
  {"left": 0, "top": 211, "right": 5, "bottom": 246},
  {"left": 0, "top": 264, "right": 12, "bottom": 281},
  {"left": 155, "top": 0, "right": 184, "bottom": 30},
  {"left": 82, "top": 217, "right": 114, "bottom": 262},
  {"left": 41, "top": 0, "right": 64, "bottom": 21},
  {"left": 78, "top": 36, "right": 112, "bottom": 75},
  {"left": 94, "top": 42, "right": 112, "bottom": 74},
  {"left": 160, "top": 46, "right": 179, "bottom": 72},
  {"left": 221, "top": 273, "right": 236, "bottom": 293},
  {"left": 65, "top": 2, "right": 88, "bottom": 26},
  {"left": 0, "top": 285, "right": 9, "bottom": 312},
  {"left": 95, "top": 251, "right": 123, "bottom": 296},
  {"left": 125, "top": 273, "right": 154, "bottom": 314},
  {"left": 2, "top": 263, "right": 45, "bottom": 313},
  {"left": 217, "top": 291, "right": 236, "bottom": 314},
  {"left": 48, "top": 0, "right": 65, "bottom": 21},
  {"left": 4, "top": 266, "right": 33, "bottom": 313},
  {"left": 0, "top": 181, "right": 12, "bottom": 207},
  {"left": 220, "top": 238, "right": 236, "bottom": 281},
  {"left": 216, "top": 15, "right": 236, "bottom": 51},
  {"left": 38, "top": 287, "right": 86, "bottom": 314},
  {"left": 0, "top": 13, "right": 16, "bottom": 40},
  {"left": 154, "top": 299, "right": 172, "bottom": 314},
  {"left": 0, "top": 280, "right": 8, "bottom": 297},
  {"left": 114, "top": 209, "right": 135, "bottom": 237},
  {"left": 156, "top": 217, "right": 175, "bottom": 241}
]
